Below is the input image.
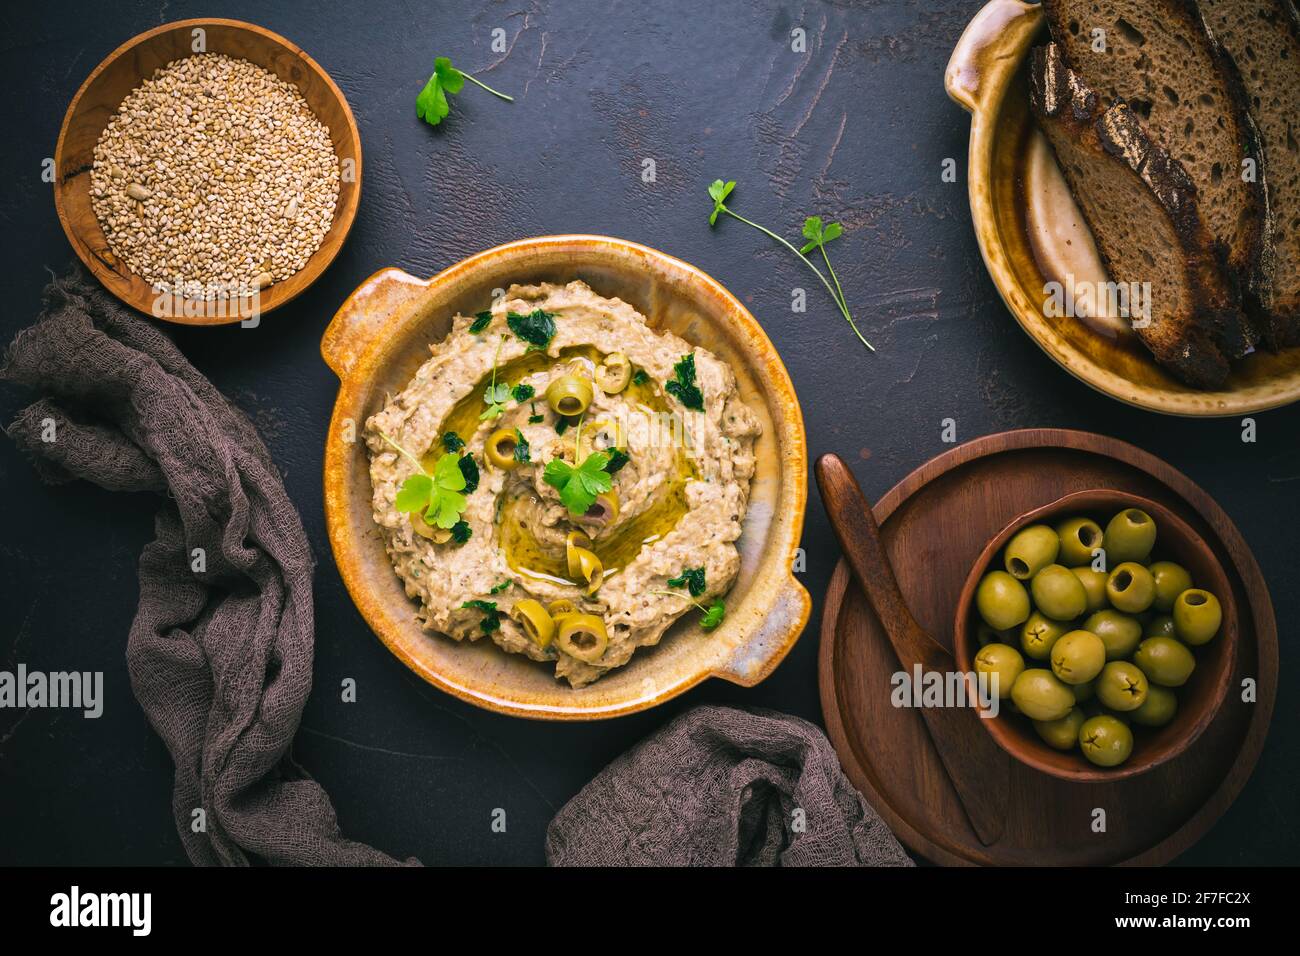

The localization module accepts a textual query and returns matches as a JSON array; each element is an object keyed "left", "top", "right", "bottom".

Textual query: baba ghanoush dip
[{"left": 364, "top": 281, "right": 761, "bottom": 687}]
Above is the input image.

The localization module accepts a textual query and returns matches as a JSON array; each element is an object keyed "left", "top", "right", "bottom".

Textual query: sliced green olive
[
  {"left": 485, "top": 428, "right": 522, "bottom": 470},
  {"left": 546, "top": 374, "right": 593, "bottom": 417},
  {"left": 410, "top": 513, "right": 452, "bottom": 543},
  {"left": 586, "top": 417, "right": 627, "bottom": 455},
  {"left": 571, "top": 547, "right": 604, "bottom": 594},
  {"left": 547, "top": 598, "right": 579, "bottom": 618},
  {"left": 511, "top": 599, "right": 555, "bottom": 648},
  {"left": 576, "top": 490, "right": 620, "bottom": 531},
  {"left": 594, "top": 352, "right": 631, "bottom": 393},
  {"left": 556, "top": 613, "right": 609, "bottom": 663},
  {"left": 565, "top": 531, "right": 592, "bottom": 577}
]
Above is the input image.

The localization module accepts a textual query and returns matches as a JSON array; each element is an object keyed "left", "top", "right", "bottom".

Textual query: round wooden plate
[{"left": 818, "top": 429, "right": 1277, "bottom": 865}]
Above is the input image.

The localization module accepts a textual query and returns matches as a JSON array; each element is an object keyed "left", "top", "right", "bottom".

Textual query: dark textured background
[{"left": 0, "top": 0, "right": 1295, "bottom": 866}]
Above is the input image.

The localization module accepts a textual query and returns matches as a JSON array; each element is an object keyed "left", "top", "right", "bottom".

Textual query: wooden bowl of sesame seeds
[{"left": 54, "top": 18, "right": 361, "bottom": 325}]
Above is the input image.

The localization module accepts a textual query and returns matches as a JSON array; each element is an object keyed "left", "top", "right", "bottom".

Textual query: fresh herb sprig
[
  {"left": 382, "top": 433, "right": 468, "bottom": 530},
  {"left": 481, "top": 335, "right": 510, "bottom": 420},
  {"left": 707, "top": 179, "right": 873, "bottom": 351},
  {"left": 542, "top": 416, "right": 612, "bottom": 516},
  {"left": 416, "top": 57, "right": 514, "bottom": 128}
]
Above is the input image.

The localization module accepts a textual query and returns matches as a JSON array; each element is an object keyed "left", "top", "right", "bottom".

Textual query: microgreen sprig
[
  {"left": 707, "top": 179, "right": 873, "bottom": 351},
  {"left": 650, "top": 589, "right": 726, "bottom": 631}
]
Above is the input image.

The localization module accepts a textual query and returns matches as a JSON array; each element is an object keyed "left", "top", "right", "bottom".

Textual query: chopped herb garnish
[
  {"left": 513, "top": 428, "right": 531, "bottom": 464},
  {"left": 665, "top": 353, "right": 704, "bottom": 411},
  {"left": 668, "top": 567, "right": 707, "bottom": 597},
  {"left": 458, "top": 453, "right": 480, "bottom": 494},
  {"left": 461, "top": 599, "right": 501, "bottom": 634},
  {"left": 442, "top": 431, "right": 465, "bottom": 452},
  {"left": 511, "top": 382, "right": 535, "bottom": 402},
  {"left": 469, "top": 311, "right": 493, "bottom": 334},
  {"left": 528, "top": 414, "right": 544, "bottom": 424},
  {"left": 506, "top": 309, "right": 557, "bottom": 351},
  {"left": 489, "top": 580, "right": 513, "bottom": 595},
  {"left": 700, "top": 600, "right": 726, "bottom": 631},
  {"left": 605, "top": 448, "right": 630, "bottom": 474},
  {"left": 555, "top": 417, "right": 572, "bottom": 435},
  {"left": 450, "top": 519, "right": 472, "bottom": 544},
  {"left": 384, "top": 436, "right": 467, "bottom": 529},
  {"left": 632, "top": 369, "right": 650, "bottom": 386}
]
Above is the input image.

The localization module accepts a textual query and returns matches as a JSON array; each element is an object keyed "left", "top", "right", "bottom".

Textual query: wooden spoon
[{"left": 815, "top": 453, "right": 1008, "bottom": 846}]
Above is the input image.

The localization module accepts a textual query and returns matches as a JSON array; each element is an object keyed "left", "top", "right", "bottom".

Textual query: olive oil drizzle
[{"left": 422, "top": 345, "right": 697, "bottom": 584}]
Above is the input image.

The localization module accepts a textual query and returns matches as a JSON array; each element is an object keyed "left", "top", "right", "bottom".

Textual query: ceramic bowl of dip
[
  {"left": 945, "top": 0, "right": 1300, "bottom": 415},
  {"left": 321, "top": 235, "right": 811, "bottom": 719}
]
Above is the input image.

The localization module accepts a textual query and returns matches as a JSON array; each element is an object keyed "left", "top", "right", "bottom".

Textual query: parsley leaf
[
  {"left": 668, "top": 567, "right": 707, "bottom": 598},
  {"left": 507, "top": 310, "right": 557, "bottom": 351},
  {"left": 665, "top": 353, "right": 704, "bottom": 411},
  {"left": 469, "top": 311, "right": 492, "bottom": 334},
  {"left": 461, "top": 599, "right": 501, "bottom": 634},
  {"left": 416, "top": 56, "right": 514, "bottom": 129},
  {"left": 708, "top": 178, "right": 736, "bottom": 226},
  {"left": 511, "top": 382, "right": 535, "bottom": 402},
  {"left": 393, "top": 450, "right": 467, "bottom": 529},
  {"left": 489, "top": 580, "right": 512, "bottom": 595},
  {"left": 605, "top": 448, "right": 630, "bottom": 474},
  {"left": 450, "top": 519, "right": 472, "bottom": 544},
  {"left": 481, "top": 382, "right": 511, "bottom": 420},
  {"left": 442, "top": 431, "right": 465, "bottom": 452},
  {"left": 700, "top": 600, "right": 726, "bottom": 631},
  {"left": 543, "top": 451, "right": 612, "bottom": 516},
  {"left": 513, "top": 428, "right": 531, "bottom": 464},
  {"left": 632, "top": 368, "right": 650, "bottom": 386},
  {"left": 458, "top": 453, "right": 480, "bottom": 494}
]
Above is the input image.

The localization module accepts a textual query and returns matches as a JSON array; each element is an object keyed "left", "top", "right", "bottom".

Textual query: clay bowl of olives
[{"left": 953, "top": 490, "right": 1237, "bottom": 782}]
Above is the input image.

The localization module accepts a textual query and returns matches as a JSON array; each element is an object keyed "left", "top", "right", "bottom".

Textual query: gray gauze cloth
[
  {"left": 547, "top": 705, "right": 914, "bottom": 866},
  {"left": 2, "top": 274, "right": 406, "bottom": 866}
]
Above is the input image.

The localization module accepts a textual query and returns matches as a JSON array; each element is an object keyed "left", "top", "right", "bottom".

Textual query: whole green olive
[
  {"left": 1055, "top": 516, "right": 1104, "bottom": 567},
  {"left": 1106, "top": 562, "right": 1156, "bottom": 614},
  {"left": 1104, "top": 508, "right": 1157, "bottom": 564},
  {"left": 1010, "top": 668, "right": 1075, "bottom": 721},
  {"left": 545, "top": 374, "right": 594, "bottom": 417},
  {"left": 1004, "top": 524, "right": 1060, "bottom": 580},
  {"left": 1172, "top": 589, "right": 1222, "bottom": 645},
  {"left": 1131, "top": 684, "right": 1178, "bottom": 727},
  {"left": 974, "top": 642, "right": 1025, "bottom": 700},
  {"left": 1095, "top": 660, "right": 1149, "bottom": 712},
  {"left": 1020, "top": 611, "right": 1069, "bottom": 660},
  {"left": 1030, "top": 564, "right": 1088, "bottom": 620},
  {"left": 1050, "top": 629, "right": 1106, "bottom": 684},
  {"left": 1078, "top": 715, "right": 1134, "bottom": 767},
  {"left": 1148, "top": 561, "right": 1193, "bottom": 612},
  {"left": 1083, "top": 609, "right": 1142, "bottom": 660},
  {"left": 1133, "top": 636, "right": 1196, "bottom": 687},
  {"left": 1071, "top": 567, "right": 1109, "bottom": 613},
  {"left": 975, "top": 571, "right": 1031, "bottom": 631},
  {"left": 1144, "top": 614, "right": 1178, "bottom": 639},
  {"left": 1072, "top": 679, "right": 1095, "bottom": 703},
  {"left": 1034, "top": 706, "right": 1086, "bottom": 751}
]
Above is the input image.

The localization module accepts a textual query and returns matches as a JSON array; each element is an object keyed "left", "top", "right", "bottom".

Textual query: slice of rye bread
[
  {"left": 1042, "top": 0, "right": 1267, "bottom": 357},
  {"left": 1200, "top": 0, "right": 1300, "bottom": 348},
  {"left": 1030, "top": 43, "right": 1236, "bottom": 387}
]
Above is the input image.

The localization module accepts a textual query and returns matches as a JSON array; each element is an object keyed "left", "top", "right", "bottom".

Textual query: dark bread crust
[
  {"left": 1030, "top": 43, "right": 1232, "bottom": 387},
  {"left": 1042, "top": 0, "right": 1268, "bottom": 357},
  {"left": 1200, "top": 0, "right": 1300, "bottom": 349}
]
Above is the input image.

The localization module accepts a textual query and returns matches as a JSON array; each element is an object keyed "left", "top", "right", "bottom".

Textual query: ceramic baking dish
[{"left": 321, "top": 235, "right": 810, "bottom": 719}]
